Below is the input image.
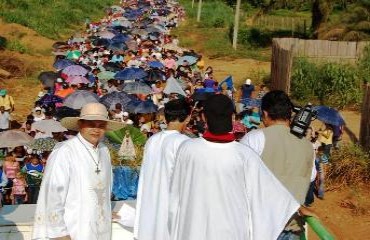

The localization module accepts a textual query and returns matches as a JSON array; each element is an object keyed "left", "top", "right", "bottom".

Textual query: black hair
[
  {"left": 261, "top": 90, "right": 293, "bottom": 121},
  {"left": 164, "top": 99, "right": 190, "bottom": 123}
]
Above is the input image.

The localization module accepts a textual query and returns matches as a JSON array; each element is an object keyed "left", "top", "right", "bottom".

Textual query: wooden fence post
[{"left": 360, "top": 84, "right": 370, "bottom": 152}]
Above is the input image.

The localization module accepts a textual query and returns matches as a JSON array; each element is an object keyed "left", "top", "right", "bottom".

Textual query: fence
[
  {"left": 252, "top": 16, "right": 309, "bottom": 36},
  {"left": 270, "top": 38, "right": 369, "bottom": 93}
]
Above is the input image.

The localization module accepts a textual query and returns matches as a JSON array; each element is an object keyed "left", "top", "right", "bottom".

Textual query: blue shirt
[
  {"left": 241, "top": 84, "right": 255, "bottom": 99},
  {"left": 25, "top": 163, "right": 44, "bottom": 173}
]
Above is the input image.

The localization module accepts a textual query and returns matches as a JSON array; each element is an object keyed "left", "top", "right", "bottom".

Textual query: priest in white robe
[
  {"left": 168, "top": 95, "right": 301, "bottom": 240},
  {"left": 134, "top": 99, "right": 191, "bottom": 240},
  {"left": 32, "top": 103, "right": 123, "bottom": 240}
]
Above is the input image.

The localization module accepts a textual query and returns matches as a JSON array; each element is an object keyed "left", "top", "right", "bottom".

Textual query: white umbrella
[
  {"left": 0, "top": 130, "right": 33, "bottom": 148},
  {"left": 32, "top": 119, "right": 67, "bottom": 133},
  {"left": 63, "top": 90, "right": 99, "bottom": 110}
]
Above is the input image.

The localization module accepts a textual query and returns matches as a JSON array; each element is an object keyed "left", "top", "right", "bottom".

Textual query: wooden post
[
  {"left": 232, "top": 0, "right": 241, "bottom": 50},
  {"left": 360, "top": 84, "right": 370, "bottom": 151},
  {"left": 197, "top": 0, "right": 202, "bottom": 22}
]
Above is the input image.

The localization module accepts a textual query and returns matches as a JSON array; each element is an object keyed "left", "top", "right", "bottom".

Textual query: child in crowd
[
  {"left": 22, "top": 154, "right": 44, "bottom": 204},
  {"left": 3, "top": 155, "right": 20, "bottom": 204},
  {"left": 315, "top": 146, "right": 328, "bottom": 200},
  {"left": 11, "top": 172, "right": 28, "bottom": 205}
]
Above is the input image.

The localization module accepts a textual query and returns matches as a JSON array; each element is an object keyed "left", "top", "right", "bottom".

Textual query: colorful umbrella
[
  {"left": 97, "top": 71, "right": 116, "bottom": 80},
  {"left": 62, "top": 65, "right": 88, "bottom": 76},
  {"left": 66, "top": 50, "right": 82, "bottom": 60},
  {"left": 0, "top": 130, "right": 33, "bottom": 148},
  {"left": 26, "top": 137, "right": 58, "bottom": 152},
  {"left": 177, "top": 55, "right": 198, "bottom": 65},
  {"left": 66, "top": 76, "right": 90, "bottom": 85}
]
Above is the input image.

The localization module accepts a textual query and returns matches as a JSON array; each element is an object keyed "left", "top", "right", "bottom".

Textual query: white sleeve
[
  {"left": 32, "top": 146, "right": 71, "bottom": 239},
  {"left": 239, "top": 129, "right": 265, "bottom": 156},
  {"left": 244, "top": 149, "right": 300, "bottom": 240}
]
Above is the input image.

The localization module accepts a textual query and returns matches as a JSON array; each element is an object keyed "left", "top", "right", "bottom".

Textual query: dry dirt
[{"left": 1, "top": 20, "right": 369, "bottom": 239}]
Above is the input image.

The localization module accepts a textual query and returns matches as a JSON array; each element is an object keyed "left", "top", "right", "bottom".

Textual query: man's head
[
  {"left": 61, "top": 103, "right": 123, "bottom": 146},
  {"left": 203, "top": 94, "right": 234, "bottom": 134},
  {"left": 0, "top": 89, "right": 7, "bottom": 97},
  {"left": 260, "top": 90, "right": 293, "bottom": 127},
  {"left": 164, "top": 99, "right": 190, "bottom": 124}
]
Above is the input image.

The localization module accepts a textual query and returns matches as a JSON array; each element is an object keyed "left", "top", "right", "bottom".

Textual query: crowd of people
[{"left": 0, "top": 0, "right": 345, "bottom": 239}]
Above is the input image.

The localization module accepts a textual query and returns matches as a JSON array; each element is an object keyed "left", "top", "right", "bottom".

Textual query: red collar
[{"left": 203, "top": 131, "right": 236, "bottom": 143}]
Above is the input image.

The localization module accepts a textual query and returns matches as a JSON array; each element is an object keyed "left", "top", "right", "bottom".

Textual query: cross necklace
[{"left": 78, "top": 136, "right": 101, "bottom": 174}]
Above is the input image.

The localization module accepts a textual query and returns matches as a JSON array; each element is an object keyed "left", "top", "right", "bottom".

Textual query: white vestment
[
  {"left": 134, "top": 130, "right": 189, "bottom": 240},
  {"left": 169, "top": 138, "right": 300, "bottom": 240},
  {"left": 32, "top": 134, "right": 112, "bottom": 240}
]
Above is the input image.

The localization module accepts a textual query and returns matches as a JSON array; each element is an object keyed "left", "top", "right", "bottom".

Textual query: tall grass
[{"left": 0, "top": 0, "right": 115, "bottom": 39}]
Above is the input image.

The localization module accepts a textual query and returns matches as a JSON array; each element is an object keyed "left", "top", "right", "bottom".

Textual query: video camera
[{"left": 290, "top": 103, "right": 317, "bottom": 139}]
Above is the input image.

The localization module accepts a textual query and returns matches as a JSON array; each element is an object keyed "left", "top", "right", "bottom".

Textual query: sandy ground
[{"left": 1, "top": 20, "right": 369, "bottom": 239}]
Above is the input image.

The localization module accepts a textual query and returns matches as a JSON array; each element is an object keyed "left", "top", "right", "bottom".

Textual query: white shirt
[
  {"left": 169, "top": 138, "right": 299, "bottom": 240},
  {"left": 0, "top": 111, "right": 11, "bottom": 129},
  {"left": 32, "top": 134, "right": 112, "bottom": 240},
  {"left": 134, "top": 130, "right": 189, "bottom": 240}
]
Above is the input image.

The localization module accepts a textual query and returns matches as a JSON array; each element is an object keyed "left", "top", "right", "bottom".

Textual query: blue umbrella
[
  {"left": 148, "top": 61, "right": 164, "bottom": 69},
  {"left": 115, "top": 68, "right": 148, "bottom": 81},
  {"left": 240, "top": 98, "right": 261, "bottom": 108},
  {"left": 53, "top": 59, "right": 75, "bottom": 70},
  {"left": 127, "top": 100, "right": 157, "bottom": 114},
  {"left": 38, "top": 94, "right": 64, "bottom": 107},
  {"left": 99, "top": 91, "right": 135, "bottom": 109},
  {"left": 177, "top": 55, "right": 198, "bottom": 65},
  {"left": 93, "top": 38, "right": 112, "bottom": 47},
  {"left": 313, "top": 106, "right": 345, "bottom": 126},
  {"left": 108, "top": 41, "right": 127, "bottom": 51},
  {"left": 112, "top": 34, "right": 131, "bottom": 43}
]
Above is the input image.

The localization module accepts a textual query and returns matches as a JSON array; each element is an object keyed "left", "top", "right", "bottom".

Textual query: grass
[
  {"left": 5, "top": 39, "right": 29, "bottom": 54},
  {"left": 0, "top": 0, "right": 116, "bottom": 39},
  {"left": 173, "top": 0, "right": 271, "bottom": 60}
]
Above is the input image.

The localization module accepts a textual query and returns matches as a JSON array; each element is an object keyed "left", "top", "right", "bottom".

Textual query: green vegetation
[
  {"left": 5, "top": 39, "right": 29, "bottom": 53},
  {"left": 0, "top": 0, "right": 115, "bottom": 39},
  {"left": 291, "top": 58, "right": 363, "bottom": 108}
]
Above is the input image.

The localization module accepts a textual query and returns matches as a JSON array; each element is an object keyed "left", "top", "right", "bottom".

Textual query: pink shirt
[
  {"left": 164, "top": 58, "right": 176, "bottom": 69},
  {"left": 4, "top": 162, "right": 19, "bottom": 179},
  {"left": 12, "top": 178, "right": 27, "bottom": 195}
]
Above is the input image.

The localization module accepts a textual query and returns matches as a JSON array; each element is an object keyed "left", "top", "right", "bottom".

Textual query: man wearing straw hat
[{"left": 32, "top": 103, "right": 123, "bottom": 240}]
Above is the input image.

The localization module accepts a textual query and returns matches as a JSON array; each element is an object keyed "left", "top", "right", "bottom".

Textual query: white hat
[
  {"left": 123, "top": 112, "right": 129, "bottom": 117},
  {"left": 56, "top": 78, "right": 63, "bottom": 83},
  {"left": 246, "top": 79, "right": 252, "bottom": 85},
  {"left": 35, "top": 107, "right": 42, "bottom": 111},
  {"left": 61, "top": 103, "right": 124, "bottom": 131}
]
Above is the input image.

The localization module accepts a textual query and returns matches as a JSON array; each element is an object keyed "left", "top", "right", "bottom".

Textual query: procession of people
[{"left": 0, "top": 0, "right": 346, "bottom": 239}]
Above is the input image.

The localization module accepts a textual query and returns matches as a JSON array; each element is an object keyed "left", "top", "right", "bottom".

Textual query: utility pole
[
  {"left": 232, "top": 0, "right": 241, "bottom": 50},
  {"left": 197, "top": 0, "right": 202, "bottom": 22}
]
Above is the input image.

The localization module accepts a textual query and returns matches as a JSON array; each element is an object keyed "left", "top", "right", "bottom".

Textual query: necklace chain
[{"left": 77, "top": 136, "right": 101, "bottom": 174}]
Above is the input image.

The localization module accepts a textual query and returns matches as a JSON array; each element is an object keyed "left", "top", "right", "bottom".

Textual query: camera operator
[{"left": 240, "top": 90, "right": 314, "bottom": 240}]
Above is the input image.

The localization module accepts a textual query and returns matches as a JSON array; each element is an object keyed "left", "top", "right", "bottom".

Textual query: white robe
[
  {"left": 134, "top": 130, "right": 189, "bottom": 240},
  {"left": 32, "top": 134, "right": 112, "bottom": 240},
  {"left": 169, "top": 138, "right": 300, "bottom": 240}
]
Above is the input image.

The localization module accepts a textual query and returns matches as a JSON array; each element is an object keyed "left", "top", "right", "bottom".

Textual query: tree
[{"left": 311, "top": 0, "right": 335, "bottom": 38}]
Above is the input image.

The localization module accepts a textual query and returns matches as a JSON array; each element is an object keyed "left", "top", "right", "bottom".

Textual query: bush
[
  {"left": 291, "top": 58, "right": 363, "bottom": 108},
  {"left": 327, "top": 144, "right": 370, "bottom": 187},
  {"left": 6, "top": 40, "right": 29, "bottom": 54}
]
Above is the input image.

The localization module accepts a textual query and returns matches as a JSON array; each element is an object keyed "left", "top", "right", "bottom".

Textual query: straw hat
[{"left": 61, "top": 103, "right": 124, "bottom": 131}]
